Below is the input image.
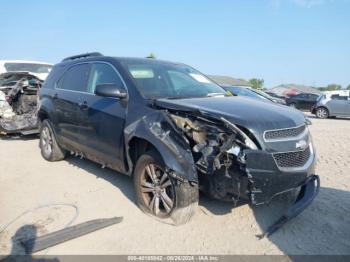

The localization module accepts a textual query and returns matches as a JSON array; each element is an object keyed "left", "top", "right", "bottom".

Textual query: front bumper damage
[
  {"left": 243, "top": 147, "right": 319, "bottom": 237},
  {"left": 256, "top": 175, "right": 320, "bottom": 239},
  {"left": 146, "top": 102, "right": 319, "bottom": 236},
  {"left": 0, "top": 114, "right": 38, "bottom": 135},
  {"left": 244, "top": 148, "right": 316, "bottom": 205}
]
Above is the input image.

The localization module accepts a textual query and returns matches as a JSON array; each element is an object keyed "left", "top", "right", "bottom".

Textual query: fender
[
  {"left": 37, "top": 92, "right": 58, "bottom": 125},
  {"left": 124, "top": 111, "right": 198, "bottom": 183}
]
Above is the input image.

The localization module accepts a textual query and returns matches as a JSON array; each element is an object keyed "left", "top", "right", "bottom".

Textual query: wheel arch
[
  {"left": 124, "top": 112, "right": 198, "bottom": 183},
  {"left": 128, "top": 137, "right": 162, "bottom": 169}
]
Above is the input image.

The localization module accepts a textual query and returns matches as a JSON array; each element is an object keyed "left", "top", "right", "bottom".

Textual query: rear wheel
[
  {"left": 40, "top": 120, "right": 66, "bottom": 161},
  {"left": 316, "top": 107, "right": 329, "bottom": 119},
  {"left": 133, "top": 150, "right": 198, "bottom": 225}
]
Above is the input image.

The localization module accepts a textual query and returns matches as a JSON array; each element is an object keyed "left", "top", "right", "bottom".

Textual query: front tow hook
[{"left": 256, "top": 175, "right": 320, "bottom": 239}]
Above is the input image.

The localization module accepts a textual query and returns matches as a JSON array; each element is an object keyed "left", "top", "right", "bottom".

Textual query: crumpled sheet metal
[
  {"left": 0, "top": 90, "right": 15, "bottom": 118},
  {"left": 0, "top": 114, "right": 38, "bottom": 132}
]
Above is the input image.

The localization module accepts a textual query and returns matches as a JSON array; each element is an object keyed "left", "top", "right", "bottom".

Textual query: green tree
[
  {"left": 347, "top": 84, "right": 350, "bottom": 90},
  {"left": 146, "top": 53, "right": 156, "bottom": 59},
  {"left": 249, "top": 78, "right": 264, "bottom": 89},
  {"left": 326, "top": 84, "right": 342, "bottom": 91}
]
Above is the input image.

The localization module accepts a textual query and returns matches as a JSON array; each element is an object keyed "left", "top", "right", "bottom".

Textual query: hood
[
  {"left": 155, "top": 96, "right": 306, "bottom": 144},
  {"left": 25, "top": 72, "right": 48, "bottom": 81},
  {"left": 1, "top": 71, "right": 48, "bottom": 81},
  {"left": 0, "top": 72, "right": 42, "bottom": 87}
]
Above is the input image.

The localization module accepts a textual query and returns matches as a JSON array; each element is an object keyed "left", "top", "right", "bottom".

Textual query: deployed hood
[
  {"left": 155, "top": 96, "right": 306, "bottom": 140},
  {"left": 0, "top": 72, "right": 42, "bottom": 89},
  {"left": 20, "top": 71, "right": 48, "bottom": 81}
]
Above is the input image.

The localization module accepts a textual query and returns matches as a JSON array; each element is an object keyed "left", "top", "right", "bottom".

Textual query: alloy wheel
[
  {"left": 140, "top": 163, "right": 175, "bottom": 217},
  {"left": 41, "top": 126, "right": 53, "bottom": 156},
  {"left": 316, "top": 108, "right": 328, "bottom": 118}
]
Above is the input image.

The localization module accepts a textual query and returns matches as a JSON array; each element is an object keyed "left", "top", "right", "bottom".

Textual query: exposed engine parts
[
  {"left": 169, "top": 112, "right": 250, "bottom": 202},
  {"left": 0, "top": 73, "right": 41, "bottom": 134}
]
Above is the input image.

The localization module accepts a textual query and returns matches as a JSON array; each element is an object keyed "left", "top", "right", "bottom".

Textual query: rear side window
[
  {"left": 331, "top": 94, "right": 348, "bottom": 100},
  {"left": 87, "top": 63, "right": 125, "bottom": 93},
  {"left": 57, "top": 64, "right": 90, "bottom": 92}
]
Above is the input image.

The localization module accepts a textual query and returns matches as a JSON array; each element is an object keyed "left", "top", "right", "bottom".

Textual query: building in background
[
  {"left": 268, "top": 84, "right": 321, "bottom": 97},
  {"left": 207, "top": 75, "right": 251, "bottom": 87}
]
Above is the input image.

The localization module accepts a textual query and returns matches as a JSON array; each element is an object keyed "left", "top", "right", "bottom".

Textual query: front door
[
  {"left": 345, "top": 96, "right": 350, "bottom": 116},
  {"left": 329, "top": 95, "right": 348, "bottom": 115},
  {"left": 78, "top": 62, "right": 128, "bottom": 172}
]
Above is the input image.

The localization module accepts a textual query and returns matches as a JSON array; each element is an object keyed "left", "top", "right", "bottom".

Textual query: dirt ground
[{"left": 0, "top": 113, "right": 350, "bottom": 255}]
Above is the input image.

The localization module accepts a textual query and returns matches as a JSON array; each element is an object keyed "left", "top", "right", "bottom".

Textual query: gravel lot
[{"left": 1, "top": 113, "right": 350, "bottom": 255}]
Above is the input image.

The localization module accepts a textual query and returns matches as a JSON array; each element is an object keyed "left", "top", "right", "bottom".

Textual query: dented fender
[{"left": 124, "top": 111, "right": 198, "bottom": 183}]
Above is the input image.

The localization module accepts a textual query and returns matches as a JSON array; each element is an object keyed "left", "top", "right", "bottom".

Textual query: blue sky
[{"left": 0, "top": 0, "right": 349, "bottom": 88}]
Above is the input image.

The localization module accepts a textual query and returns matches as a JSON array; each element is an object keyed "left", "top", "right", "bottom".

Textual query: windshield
[
  {"left": 226, "top": 86, "right": 269, "bottom": 101},
  {"left": 4, "top": 63, "right": 52, "bottom": 73},
  {"left": 252, "top": 89, "right": 273, "bottom": 100},
  {"left": 122, "top": 61, "right": 226, "bottom": 99}
]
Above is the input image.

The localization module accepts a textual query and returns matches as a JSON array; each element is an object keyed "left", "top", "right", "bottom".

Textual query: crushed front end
[
  {"left": 166, "top": 108, "right": 319, "bottom": 236},
  {"left": 0, "top": 72, "right": 41, "bottom": 135}
]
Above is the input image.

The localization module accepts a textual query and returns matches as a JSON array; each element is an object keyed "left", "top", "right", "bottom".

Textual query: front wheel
[
  {"left": 316, "top": 107, "right": 329, "bottom": 119},
  {"left": 133, "top": 150, "right": 198, "bottom": 225}
]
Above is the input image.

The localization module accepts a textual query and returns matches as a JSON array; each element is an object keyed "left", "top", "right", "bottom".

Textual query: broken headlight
[{"left": 220, "top": 117, "right": 258, "bottom": 150}]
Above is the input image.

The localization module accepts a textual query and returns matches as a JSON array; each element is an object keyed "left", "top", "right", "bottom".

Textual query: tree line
[{"left": 248, "top": 79, "right": 350, "bottom": 91}]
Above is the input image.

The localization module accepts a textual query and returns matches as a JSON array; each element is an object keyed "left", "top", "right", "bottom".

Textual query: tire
[
  {"left": 39, "top": 119, "right": 66, "bottom": 161},
  {"left": 289, "top": 103, "right": 297, "bottom": 109},
  {"left": 133, "top": 150, "right": 198, "bottom": 225},
  {"left": 316, "top": 107, "right": 329, "bottom": 119}
]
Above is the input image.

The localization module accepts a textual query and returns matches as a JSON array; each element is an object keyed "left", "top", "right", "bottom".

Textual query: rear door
[
  {"left": 295, "top": 94, "right": 306, "bottom": 109},
  {"left": 54, "top": 63, "right": 91, "bottom": 150},
  {"left": 305, "top": 94, "right": 318, "bottom": 110},
  {"left": 77, "top": 62, "right": 128, "bottom": 171}
]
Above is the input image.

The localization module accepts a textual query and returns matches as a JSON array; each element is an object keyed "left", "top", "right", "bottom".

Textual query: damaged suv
[{"left": 38, "top": 53, "right": 319, "bottom": 235}]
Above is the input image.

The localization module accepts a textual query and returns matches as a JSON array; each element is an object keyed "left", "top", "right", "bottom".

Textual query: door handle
[{"left": 78, "top": 101, "right": 88, "bottom": 110}]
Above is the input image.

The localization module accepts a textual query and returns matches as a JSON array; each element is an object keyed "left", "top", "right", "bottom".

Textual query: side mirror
[{"left": 95, "top": 84, "right": 127, "bottom": 99}]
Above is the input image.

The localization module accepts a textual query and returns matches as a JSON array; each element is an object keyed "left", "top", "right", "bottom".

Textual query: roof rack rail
[{"left": 62, "top": 52, "right": 103, "bottom": 62}]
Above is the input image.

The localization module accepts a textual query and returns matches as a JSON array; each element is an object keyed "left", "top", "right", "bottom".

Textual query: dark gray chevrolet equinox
[{"left": 38, "top": 53, "right": 319, "bottom": 236}]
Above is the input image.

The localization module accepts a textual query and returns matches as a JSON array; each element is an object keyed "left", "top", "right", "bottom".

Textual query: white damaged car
[{"left": 0, "top": 60, "right": 52, "bottom": 135}]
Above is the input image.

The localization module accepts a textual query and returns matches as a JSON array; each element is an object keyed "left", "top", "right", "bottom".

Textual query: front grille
[
  {"left": 264, "top": 125, "right": 306, "bottom": 140},
  {"left": 273, "top": 146, "right": 311, "bottom": 168}
]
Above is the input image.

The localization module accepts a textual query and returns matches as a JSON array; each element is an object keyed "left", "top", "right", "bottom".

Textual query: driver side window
[{"left": 88, "top": 63, "right": 125, "bottom": 93}]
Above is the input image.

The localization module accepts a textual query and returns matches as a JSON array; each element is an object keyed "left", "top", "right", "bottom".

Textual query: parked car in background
[
  {"left": 222, "top": 85, "right": 286, "bottom": 105},
  {"left": 286, "top": 93, "right": 320, "bottom": 110},
  {"left": 0, "top": 72, "right": 42, "bottom": 134},
  {"left": 0, "top": 60, "right": 52, "bottom": 134},
  {"left": 265, "top": 91, "right": 286, "bottom": 99},
  {"left": 38, "top": 53, "right": 319, "bottom": 234},
  {"left": 311, "top": 91, "right": 350, "bottom": 119},
  {"left": 252, "top": 88, "right": 286, "bottom": 105},
  {"left": 0, "top": 60, "right": 53, "bottom": 81}
]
